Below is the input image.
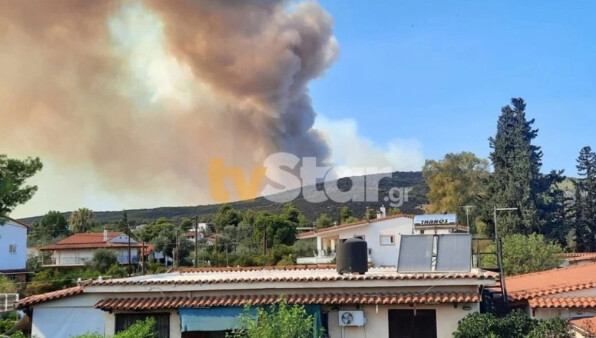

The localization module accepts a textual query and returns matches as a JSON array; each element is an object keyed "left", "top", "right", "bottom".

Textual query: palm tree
[{"left": 69, "top": 208, "right": 93, "bottom": 233}]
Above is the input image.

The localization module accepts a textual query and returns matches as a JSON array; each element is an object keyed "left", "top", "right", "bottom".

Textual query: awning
[
  {"left": 179, "top": 305, "right": 322, "bottom": 336},
  {"left": 179, "top": 307, "right": 255, "bottom": 332}
]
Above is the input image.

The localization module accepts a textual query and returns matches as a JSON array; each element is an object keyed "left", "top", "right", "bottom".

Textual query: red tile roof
[
  {"left": 528, "top": 297, "right": 596, "bottom": 309},
  {"left": 506, "top": 263, "right": 596, "bottom": 301},
  {"left": 297, "top": 214, "right": 414, "bottom": 238},
  {"left": 17, "top": 285, "right": 84, "bottom": 309},
  {"left": 94, "top": 292, "right": 480, "bottom": 311},
  {"left": 40, "top": 232, "right": 143, "bottom": 250},
  {"left": 570, "top": 316, "right": 596, "bottom": 335}
]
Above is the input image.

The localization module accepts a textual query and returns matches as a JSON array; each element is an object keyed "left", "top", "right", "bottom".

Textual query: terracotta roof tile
[
  {"left": 40, "top": 232, "right": 143, "bottom": 250},
  {"left": 54, "top": 232, "right": 123, "bottom": 245},
  {"left": 17, "top": 285, "right": 84, "bottom": 309},
  {"left": 296, "top": 214, "right": 414, "bottom": 238},
  {"left": 570, "top": 316, "right": 596, "bottom": 335},
  {"left": 529, "top": 297, "right": 596, "bottom": 309},
  {"left": 506, "top": 263, "right": 596, "bottom": 301},
  {"left": 94, "top": 292, "right": 479, "bottom": 311}
]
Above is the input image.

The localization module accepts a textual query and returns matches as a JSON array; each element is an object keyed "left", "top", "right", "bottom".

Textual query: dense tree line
[{"left": 424, "top": 98, "right": 596, "bottom": 275}]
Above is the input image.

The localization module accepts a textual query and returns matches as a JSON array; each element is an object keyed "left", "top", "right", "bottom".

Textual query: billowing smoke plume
[{"left": 0, "top": 0, "right": 338, "bottom": 211}]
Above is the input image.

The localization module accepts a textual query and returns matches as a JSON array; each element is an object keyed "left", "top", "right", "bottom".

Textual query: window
[
  {"left": 116, "top": 313, "right": 170, "bottom": 338},
  {"left": 379, "top": 235, "right": 395, "bottom": 246},
  {"left": 8, "top": 244, "right": 17, "bottom": 253},
  {"left": 388, "top": 309, "right": 437, "bottom": 338}
]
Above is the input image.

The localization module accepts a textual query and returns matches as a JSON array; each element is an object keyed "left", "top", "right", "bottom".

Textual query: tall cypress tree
[
  {"left": 481, "top": 98, "right": 564, "bottom": 238},
  {"left": 573, "top": 146, "right": 596, "bottom": 251}
]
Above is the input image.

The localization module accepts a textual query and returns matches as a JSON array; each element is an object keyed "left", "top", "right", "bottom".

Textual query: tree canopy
[
  {"left": 0, "top": 154, "right": 42, "bottom": 218},
  {"left": 572, "top": 146, "right": 596, "bottom": 251},
  {"left": 480, "top": 98, "right": 565, "bottom": 237},
  {"left": 423, "top": 152, "right": 489, "bottom": 229},
  {"left": 483, "top": 234, "right": 563, "bottom": 276},
  {"left": 69, "top": 208, "right": 94, "bottom": 233}
]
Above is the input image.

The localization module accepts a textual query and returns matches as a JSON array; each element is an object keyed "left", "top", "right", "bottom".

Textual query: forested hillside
[{"left": 20, "top": 171, "right": 428, "bottom": 225}]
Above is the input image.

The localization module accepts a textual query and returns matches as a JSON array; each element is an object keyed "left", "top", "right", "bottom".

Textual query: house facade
[
  {"left": 296, "top": 213, "right": 464, "bottom": 267},
  {"left": 0, "top": 217, "right": 29, "bottom": 280},
  {"left": 18, "top": 264, "right": 496, "bottom": 338},
  {"left": 296, "top": 214, "right": 415, "bottom": 266},
  {"left": 39, "top": 230, "right": 142, "bottom": 267}
]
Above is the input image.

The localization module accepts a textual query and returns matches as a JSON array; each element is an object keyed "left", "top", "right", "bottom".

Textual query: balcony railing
[{"left": 296, "top": 250, "right": 336, "bottom": 264}]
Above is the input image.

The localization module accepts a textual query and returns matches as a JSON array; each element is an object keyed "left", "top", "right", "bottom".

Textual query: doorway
[{"left": 388, "top": 309, "right": 437, "bottom": 338}]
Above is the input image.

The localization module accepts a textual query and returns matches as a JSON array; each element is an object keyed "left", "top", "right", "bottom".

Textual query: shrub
[{"left": 454, "top": 310, "right": 572, "bottom": 338}]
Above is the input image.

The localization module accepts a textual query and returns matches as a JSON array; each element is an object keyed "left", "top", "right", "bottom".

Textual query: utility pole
[
  {"left": 194, "top": 214, "right": 199, "bottom": 268},
  {"left": 122, "top": 211, "right": 131, "bottom": 277},
  {"left": 461, "top": 205, "right": 476, "bottom": 233},
  {"left": 262, "top": 223, "right": 267, "bottom": 255},
  {"left": 174, "top": 227, "right": 179, "bottom": 268},
  {"left": 141, "top": 241, "right": 145, "bottom": 275},
  {"left": 493, "top": 207, "right": 517, "bottom": 241}
]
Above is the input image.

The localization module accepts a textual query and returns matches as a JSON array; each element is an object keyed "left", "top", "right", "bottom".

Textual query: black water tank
[{"left": 336, "top": 237, "right": 368, "bottom": 275}]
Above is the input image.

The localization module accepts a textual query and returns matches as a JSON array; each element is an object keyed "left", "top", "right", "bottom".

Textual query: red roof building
[
  {"left": 39, "top": 230, "right": 142, "bottom": 267},
  {"left": 505, "top": 263, "right": 596, "bottom": 320}
]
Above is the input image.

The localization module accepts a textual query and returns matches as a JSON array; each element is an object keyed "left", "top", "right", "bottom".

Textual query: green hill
[{"left": 20, "top": 171, "right": 428, "bottom": 225}]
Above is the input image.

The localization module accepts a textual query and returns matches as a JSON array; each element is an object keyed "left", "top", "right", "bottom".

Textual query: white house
[
  {"left": 296, "top": 212, "right": 467, "bottom": 267},
  {"left": 0, "top": 217, "right": 29, "bottom": 281},
  {"left": 17, "top": 263, "right": 496, "bottom": 338},
  {"left": 296, "top": 214, "right": 414, "bottom": 266},
  {"left": 39, "top": 230, "right": 141, "bottom": 267}
]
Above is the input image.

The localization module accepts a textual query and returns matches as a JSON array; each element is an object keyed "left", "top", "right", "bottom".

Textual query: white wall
[
  {"left": 335, "top": 217, "right": 413, "bottom": 267},
  {"left": 32, "top": 294, "right": 105, "bottom": 338},
  {"left": 0, "top": 220, "right": 27, "bottom": 270},
  {"left": 55, "top": 248, "right": 139, "bottom": 265},
  {"left": 325, "top": 303, "right": 479, "bottom": 338},
  {"left": 109, "top": 234, "right": 137, "bottom": 244}
]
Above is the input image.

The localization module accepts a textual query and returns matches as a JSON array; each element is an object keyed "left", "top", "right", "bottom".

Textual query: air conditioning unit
[{"left": 338, "top": 310, "right": 365, "bottom": 327}]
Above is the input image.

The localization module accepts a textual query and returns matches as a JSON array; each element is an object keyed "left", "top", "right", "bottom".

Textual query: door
[{"left": 388, "top": 309, "right": 437, "bottom": 338}]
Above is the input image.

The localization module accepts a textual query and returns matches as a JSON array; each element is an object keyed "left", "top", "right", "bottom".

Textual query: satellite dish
[{"left": 341, "top": 312, "right": 354, "bottom": 325}]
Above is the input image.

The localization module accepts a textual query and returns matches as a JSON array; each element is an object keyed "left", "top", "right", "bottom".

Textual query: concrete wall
[
  {"left": 325, "top": 303, "right": 479, "bottom": 338},
  {"left": 0, "top": 220, "right": 27, "bottom": 270}
]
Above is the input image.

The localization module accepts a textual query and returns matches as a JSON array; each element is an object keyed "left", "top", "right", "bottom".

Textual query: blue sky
[{"left": 311, "top": 0, "right": 596, "bottom": 175}]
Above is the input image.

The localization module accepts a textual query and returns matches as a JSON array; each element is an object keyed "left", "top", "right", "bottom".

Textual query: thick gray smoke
[{"left": 0, "top": 0, "right": 338, "bottom": 208}]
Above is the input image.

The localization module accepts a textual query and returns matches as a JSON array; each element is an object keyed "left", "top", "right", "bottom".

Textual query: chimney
[
  {"left": 380, "top": 205, "right": 386, "bottom": 218},
  {"left": 103, "top": 228, "right": 108, "bottom": 242}
]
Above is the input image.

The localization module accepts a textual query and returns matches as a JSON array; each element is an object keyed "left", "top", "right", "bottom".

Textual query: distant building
[
  {"left": 505, "top": 263, "right": 596, "bottom": 320},
  {"left": 39, "top": 230, "right": 141, "bottom": 267},
  {"left": 0, "top": 217, "right": 30, "bottom": 281},
  {"left": 296, "top": 214, "right": 415, "bottom": 266},
  {"left": 558, "top": 252, "right": 596, "bottom": 267},
  {"left": 296, "top": 212, "right": 465, "bottom": 266}
]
